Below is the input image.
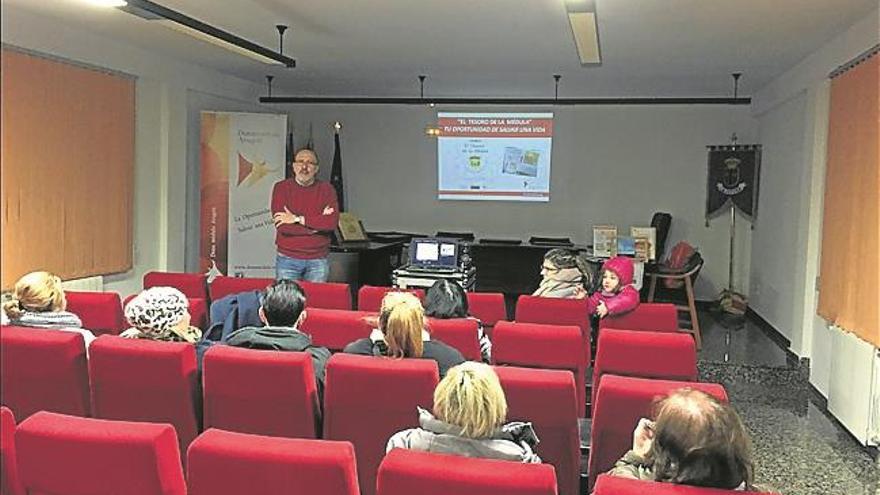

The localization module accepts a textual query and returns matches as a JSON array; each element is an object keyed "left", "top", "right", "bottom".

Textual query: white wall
[
  {"left": 1, "top": 6, "right": 265, "bottom": 297},
  {"left": 277, "top": 104, "right": 757, "bottom": 299},
  {"left": 751, "top": 9, "right": 879, "bottom": 397}
]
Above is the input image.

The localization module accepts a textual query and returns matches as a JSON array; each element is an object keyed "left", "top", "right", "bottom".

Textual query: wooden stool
[{"left": 647, "top": 257, "right": 703, "bottom": 349}]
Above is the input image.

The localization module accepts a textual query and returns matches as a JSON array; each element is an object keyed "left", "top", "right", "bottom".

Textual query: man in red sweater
[{"left": 271, "top": 148, "right": 340, "bottom": 281}]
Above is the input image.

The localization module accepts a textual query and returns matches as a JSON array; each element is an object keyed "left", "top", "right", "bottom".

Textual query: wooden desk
[{"left": 328, "top": 241, "right": 404, "bottom": 288}]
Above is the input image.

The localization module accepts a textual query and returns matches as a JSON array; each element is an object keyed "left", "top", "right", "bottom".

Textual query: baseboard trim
[{"left": 745, "top": 307, "right": 802, "bottom": 363}]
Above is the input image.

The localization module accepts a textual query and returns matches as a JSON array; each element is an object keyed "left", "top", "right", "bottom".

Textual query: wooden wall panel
[{"left": 1, "top": 48, "right": 134, "bottom": 289}]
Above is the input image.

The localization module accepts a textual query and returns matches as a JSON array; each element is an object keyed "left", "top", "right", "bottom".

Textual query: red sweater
[{"left": 271, "top": 179, "right": 340, "bottom": 259}]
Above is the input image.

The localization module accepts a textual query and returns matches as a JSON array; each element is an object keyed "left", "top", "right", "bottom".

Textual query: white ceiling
[{"left": 3, "top": 0, "right": 877, "bottom": 98}]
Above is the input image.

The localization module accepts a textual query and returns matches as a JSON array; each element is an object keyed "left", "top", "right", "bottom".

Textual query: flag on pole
[
  {"left": 284, "top": 130, "right": 294, "bottom": 179},
  {"left": 330, "top": 123, "right": 345, "bottom": 211}
]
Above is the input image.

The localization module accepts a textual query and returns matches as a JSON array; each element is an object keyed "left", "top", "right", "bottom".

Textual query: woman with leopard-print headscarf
[{"left": 121, "top": 286, "right": 202, "bottom": 343}]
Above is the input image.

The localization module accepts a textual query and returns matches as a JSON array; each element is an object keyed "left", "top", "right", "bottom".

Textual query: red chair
[
  {"left": 15, "top": 411, "right": 185, "bottom": 495},
  {"left": 64, "top": 290, "right": 124, "bottom": 335},
  {"left": 599, "top": 303, "right": 679, "bottom": 332},
  {"left": 1, "top": 407, "right": 24, "bottom": 495},
  {"left": 588, "top": 375, "right": 728, "bottom": 490},
  {"left": 188, "top": 429, "right": 360, "bottom": 495},
  {"left": 323, "top": 354, "right": 438, "bottom": 495},
  {"left": 300, "top": 309, "right": 374, "bottom": 351},
  {"left": 210, "top": 276, "right": 274, "bottom": 301},
  {"left": 0, "top": 326, "right": 90, "bottom": 420},
  {"left": 122, "top": 294, "right": 208, "bottom": 331},
  {"left": 357, "top": 286, "right": 425, "bottom": 312},
  {"left": 143, "top": 271, "right": 209, "bottom": 301},
  {"left": 89, "top": 336, "right": 200, "bottom": 459},
  {"left": 202, "top": 346, "right": 320, "bottom": 439},
  {"left": 592, "top": 474, "right": 773, "bottom": 495},
  {"left": 377, "top": 449, "right": 558, "bottom": 495},
  {"left": 592, "top": 329, "right": 697, "bottom": 408},
  {"left": 299, "top": 281, "right": 353, "bottom": 310},
  {"left": 494, "top": 366, "right": 579, "bottom": 495},
  {"left": 466, "top": 292, "right": 507, "bottom": 326},
  {"left": 426, "top": 318, "right": 481, "bottom": 361},
  {"left": 515, "top": 296, "right": 590, "bottom": 363},
  {"left": 492, "top": 321, "right": 588, "bottom": 417}
]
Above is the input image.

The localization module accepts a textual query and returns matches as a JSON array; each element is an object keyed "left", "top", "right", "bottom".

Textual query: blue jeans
[{"left": 275, "top": 253, "right": 330, "bottom": 282}]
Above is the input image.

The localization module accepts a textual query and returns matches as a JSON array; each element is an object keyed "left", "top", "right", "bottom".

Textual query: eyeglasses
[
  {"left": 540, "top": 264, "right": 560, "bottom": 272},
  {"left": 294, "top": 159, "right": 317, "bottom": 166}
]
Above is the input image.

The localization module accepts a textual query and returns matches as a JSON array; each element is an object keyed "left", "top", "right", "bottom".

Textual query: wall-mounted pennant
[{"left": 705, "top": 144, "right": 762, "bottom": 224}]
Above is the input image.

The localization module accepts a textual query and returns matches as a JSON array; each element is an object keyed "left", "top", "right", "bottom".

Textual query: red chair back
[
  {"left": 515, "top": 296, "right": 590, "bottom": 362},
  {"left": 466, "top": 292, "right": 507, "bottom": 326},
  {"left": 300, "top": 309, "right": 374, "bottom": 351},
  {"left": 1, "top": 407, "right": 23, "bottom": 495},
  {"left": 599, "top": 303, "right": 679, "bottom": 332},
  {"left": 494, "top": 366, "right": 578, "bottom": 495},
  {"left": 357, "top": 286, "right": 425, "bottom": 312},
  {"left": 0, "top": 326, "right": 90, "bottom": 420},
  {"left": 209, "top": 276, "right": 274, "bottom": 301},
  {"left": 64, "top": 291, "right": 124, "bottom": 335},
  {"left": 143, "top": 271, "right": 208, "bottom": 300},
  {"left": 89, "top": 336, "right": 200, "bottom": 458},
  {"left": 588, "top": 375, "right": 728, "bottom": 489},
  {"left": 298, "top": 281, "right": 353, "bottom": 310},
  {"left": 592, "top": 329, "right": 697, "bottom": 407},
  {"left": 377, "top": 449, "right": 558, "bottom": 495},
  {"left": 323, "top": 354, "right": 438, "bottom": 495},
  {"left": 593, "top": 474, "right": 772, "bottom": 495},
  {"left": 492, "top": 321, "right": 587, "bottom": 417},
  {"left": 425, "top": 318, "right": 481, "bottom": 361},
  {"left": 188, "top": 429, "right": 360, "bottom": 495},
  {"left": 15, "top": 411, "right": 185, "bottom": 495},
  {"left": 202, "top": 346, "right": 319, "bottom": 439}
]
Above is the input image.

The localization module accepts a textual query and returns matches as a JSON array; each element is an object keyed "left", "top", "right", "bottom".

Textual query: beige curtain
[
  {"left": 1, "top": 48, "right": 134, "bottom": 289},
  {"left": 817, "top": 52, "right": 879, "bottom": 347}
]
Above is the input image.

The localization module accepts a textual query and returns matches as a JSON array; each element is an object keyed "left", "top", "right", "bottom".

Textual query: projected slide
[{"left": 437, "top": 112, "right": 553, "bottom": 201}]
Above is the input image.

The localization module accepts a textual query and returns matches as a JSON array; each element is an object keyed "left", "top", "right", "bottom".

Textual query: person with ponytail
[
  {"left": 386, "top": 362, "right": 541, "bottom": 463},
  {"left": 1, "top": 271, "right": 95, "bottom": 347},
  {"left": 343, "top": 291, "right": 465, "bottom": 377}
]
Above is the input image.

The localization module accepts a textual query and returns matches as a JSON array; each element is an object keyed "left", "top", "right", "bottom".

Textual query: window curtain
[{"left": 817, "top": 50, "right": 879, "bottom": 347}]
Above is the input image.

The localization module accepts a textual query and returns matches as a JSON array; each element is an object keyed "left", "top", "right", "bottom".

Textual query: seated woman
[
  {"left": 386, "top": 361, "right": 540, "bottom": 463},
  {"left": 608, "top": 388, "right": 756, "bottom": 490},
  {"left": 532, "top": 248, "right": 592, "bottom": 299},
  {"left": 1, "top": 271, "right": 95, "bottom": 347},
  {"left": 423, "top": 279, "right": 491, "bottom": 363},
  {"left": 343, "top": 292, "right": 464, "bottom": 377},
  {"left": 121, "top": 286, "right": 202, "bottom": 343}
]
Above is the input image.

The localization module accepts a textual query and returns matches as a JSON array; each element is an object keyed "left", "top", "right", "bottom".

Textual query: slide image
[{"left": 502, "top": 147, "right": 540, "bottom": 177}]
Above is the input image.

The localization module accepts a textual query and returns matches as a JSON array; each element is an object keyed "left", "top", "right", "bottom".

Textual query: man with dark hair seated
[{"left": 223, "top": 280, "right": 331, "bottom": 391}]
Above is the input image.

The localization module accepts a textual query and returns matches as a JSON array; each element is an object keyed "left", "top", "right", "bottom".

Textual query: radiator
[
  {"left": 828, "top": 325, "right": 878, "bottom": 446},
  {"left": 61, "top": 275, "right": 104, "bottom": 292}
]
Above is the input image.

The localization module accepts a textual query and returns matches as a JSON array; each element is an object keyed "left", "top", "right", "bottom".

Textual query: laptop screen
[{"left": 410, "top": 238, "right": 459, "bottom": 268}]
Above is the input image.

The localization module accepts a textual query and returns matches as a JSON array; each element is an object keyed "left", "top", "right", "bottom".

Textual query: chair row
[
  {"left": 1, "top": 328, "right": 698, "bottom": 495},
  {"left": 2, "top": 407, "right": 564, "bottom": 495}
]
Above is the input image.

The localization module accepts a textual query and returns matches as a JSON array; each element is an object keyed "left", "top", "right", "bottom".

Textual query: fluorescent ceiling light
[
  {"left": 117, "top": 0, "right": 295, "bottom": 67},
  {"left": 568, "top": 12, "right": 601, "bottom": 64},
  {"left": 157, "top": 20, "right": 285, "bottom": 65},
  {"left": 565, "top": 0, "right": 601, "bottom": 65},
  {"left": 87, "top": 0, "right": 128, "bottom": 6}
]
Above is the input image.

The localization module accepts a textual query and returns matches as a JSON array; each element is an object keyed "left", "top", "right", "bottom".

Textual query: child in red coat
[{"left": 588, "top": 256, "right": 640, "bottom": 318}]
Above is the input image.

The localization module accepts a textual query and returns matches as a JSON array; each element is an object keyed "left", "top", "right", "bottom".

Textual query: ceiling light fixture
[
  {"left": 565, "top": 0, "right": 601, "bottom": 65},
  {"left": 116, "top": 0, "right": 295, "bottom": 67},
  {"left": 87, "top": 0, "right": 128, "bottom": 7}
]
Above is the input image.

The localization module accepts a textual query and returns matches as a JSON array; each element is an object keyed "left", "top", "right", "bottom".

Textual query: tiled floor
[{"left": 697, "top": 310, "right": 879, "bottom": 495}]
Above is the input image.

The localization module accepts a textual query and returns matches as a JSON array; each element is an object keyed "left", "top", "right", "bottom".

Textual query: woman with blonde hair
[
  {"left": 343, "top": 291, "right": 464, "bottom": 376},
  {"left": 387, "top": 361, "right": 540, "bottom": 463},
  {"left": 121, "top": 286, "right": 201, "bottom": 343},
  {"left": 1, "top": 271, "right": 95, "bottom": 347}
]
